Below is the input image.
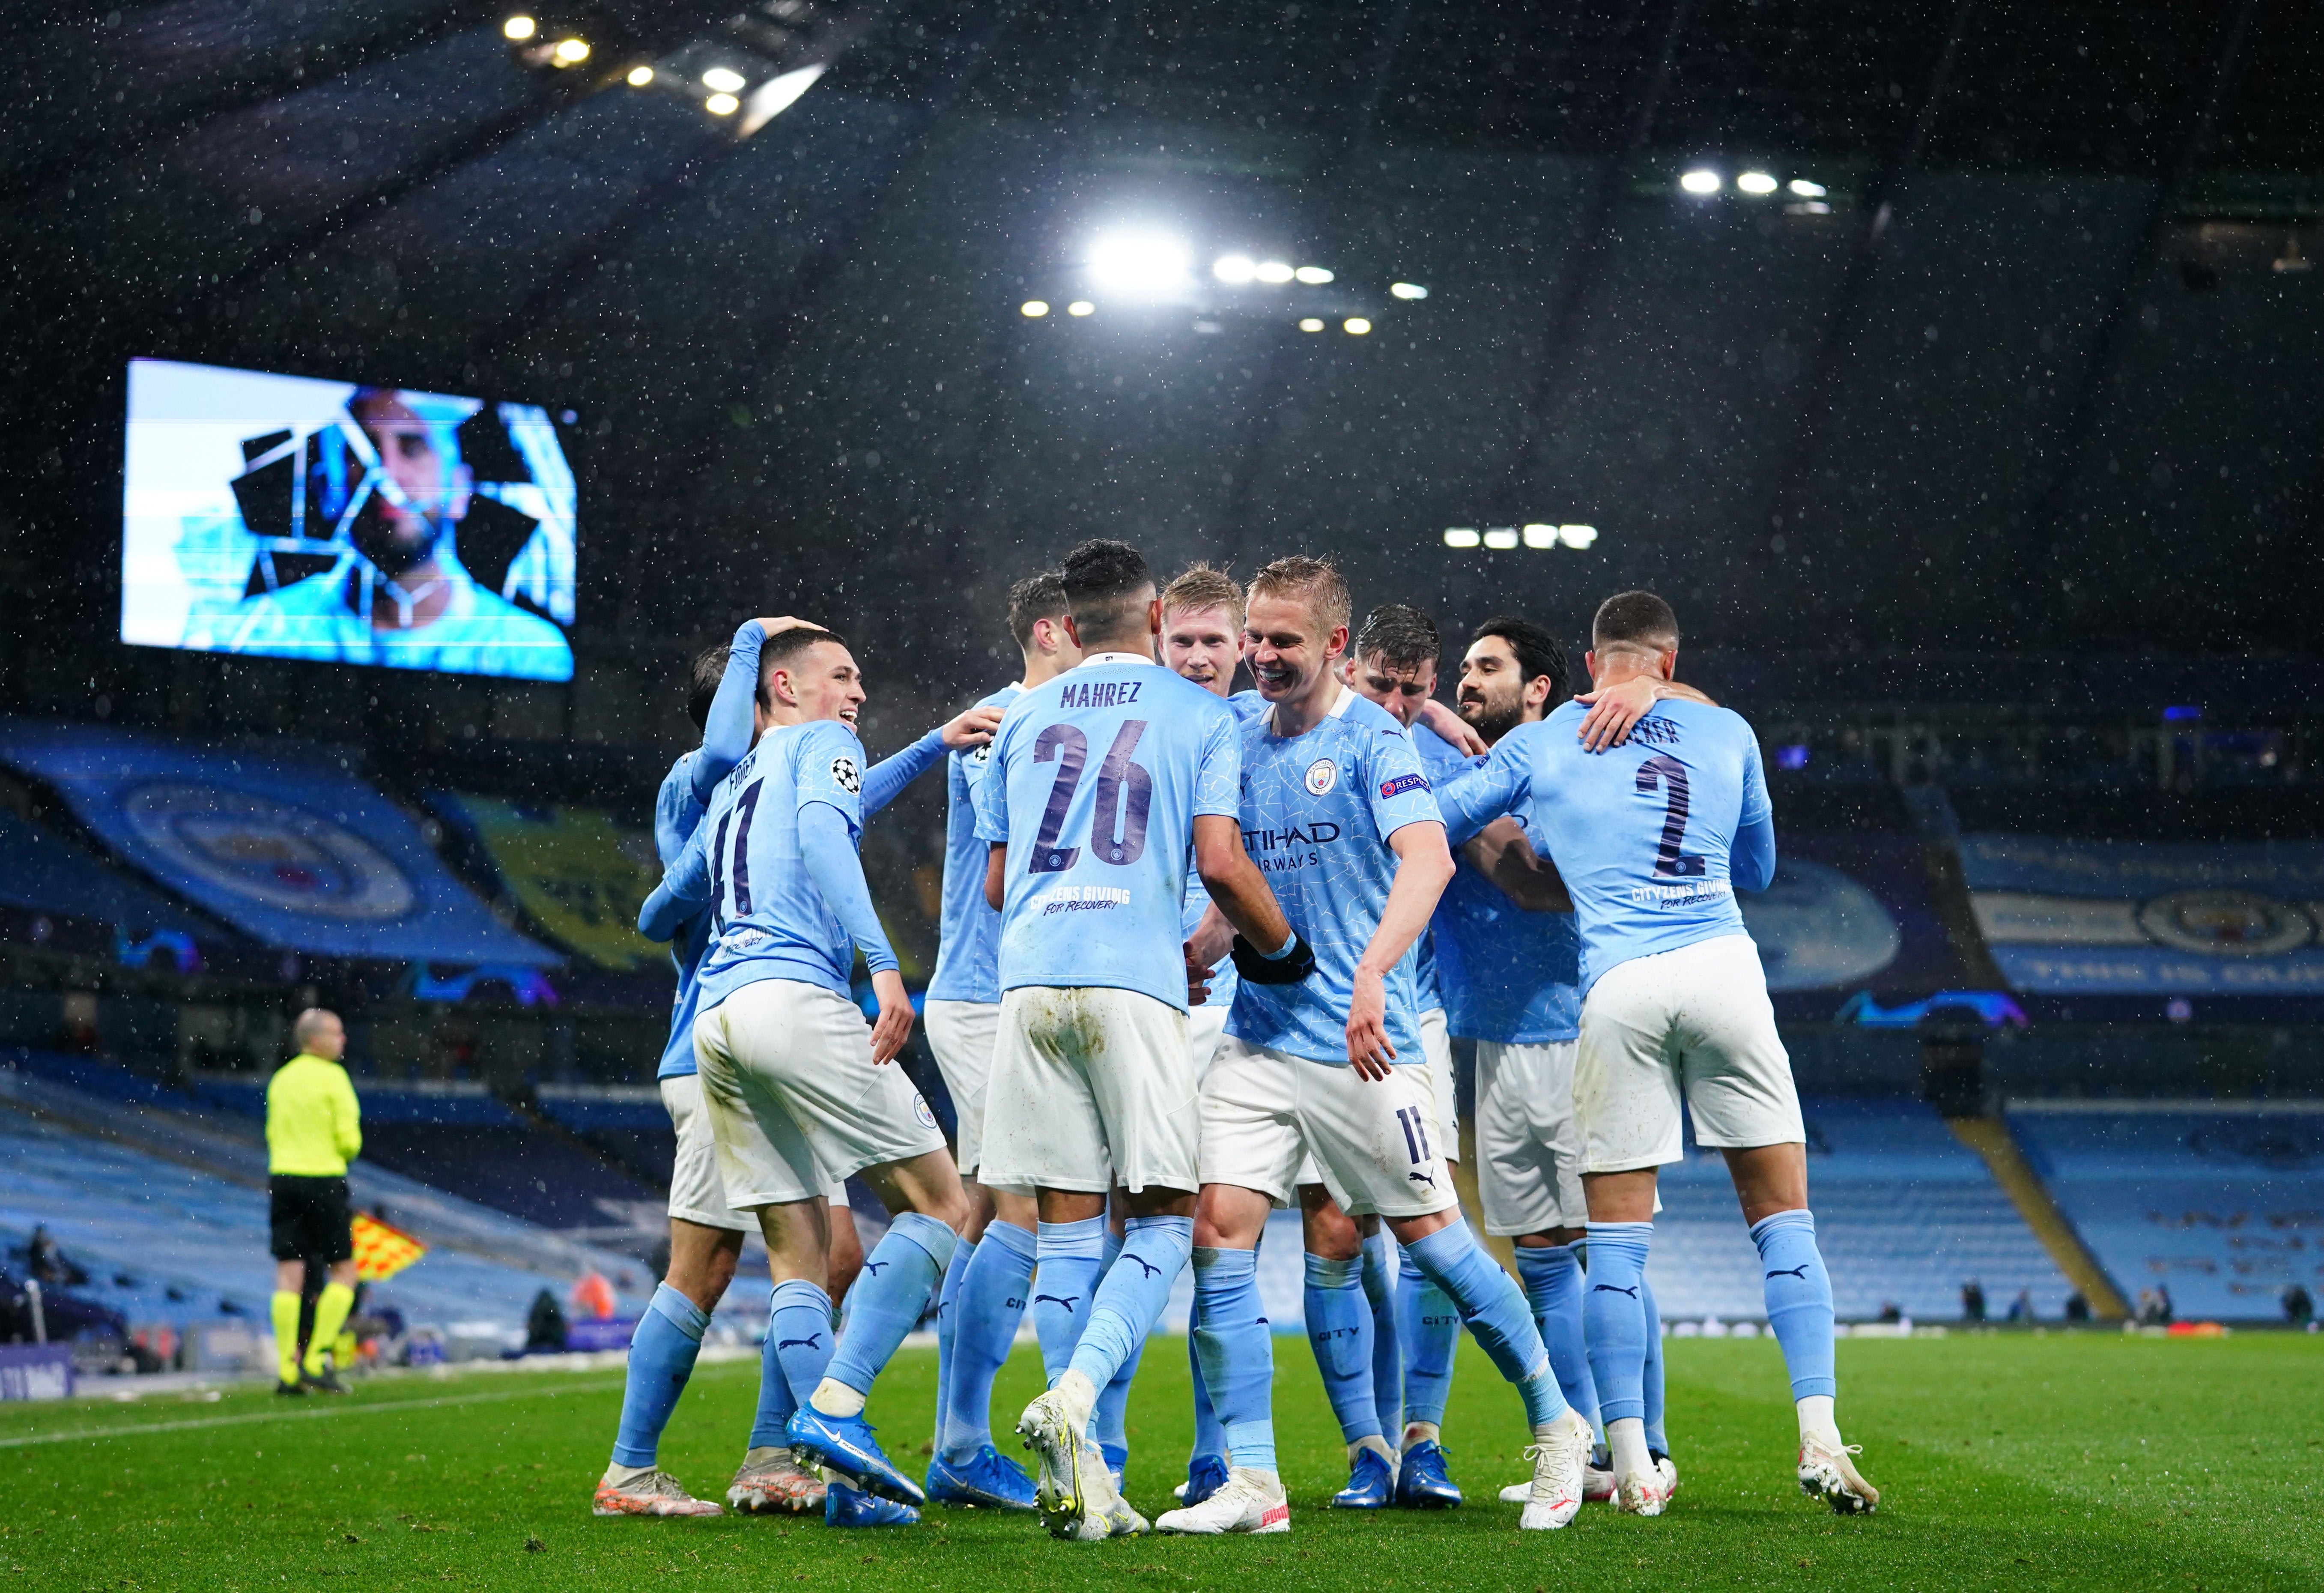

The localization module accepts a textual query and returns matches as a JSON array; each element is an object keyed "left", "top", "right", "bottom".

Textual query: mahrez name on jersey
[{"left": 1056, "top": 678, "right": 1146, "bottom": 708}]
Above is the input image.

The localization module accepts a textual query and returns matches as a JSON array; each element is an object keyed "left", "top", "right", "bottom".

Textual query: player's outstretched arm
[
  {"left": 1348, "top": 821, "right": 1456, "bottom": 1079},
  {"left": 797, "top": 804, "right": 913, "bottom": 1063},
  {"left": 861, "top": 704, "right": 1002, "bottom": 819},
  {"left": 1571, "top": 675, "right": 1715, "bottom": 753},
  {"left": 637, "top": 821, "right": 715, "bottom": 941},
  {"left": 1430, "top": 749, "right": 1527, "bottom": 850},
  {"left": 1462, "top": 818, "right": 1572, "bottom": 912},
  {"left": 1192, "top": 813, "right": 1295, "bottom": 959}
]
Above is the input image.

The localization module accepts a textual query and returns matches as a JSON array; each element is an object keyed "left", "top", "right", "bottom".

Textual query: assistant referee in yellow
[{"left": 268, "top": 1008, "right": 363, "bottom": 1395}]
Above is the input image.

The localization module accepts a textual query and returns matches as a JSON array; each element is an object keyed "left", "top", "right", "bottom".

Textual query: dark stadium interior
[{"left": 1, "top": 0, "right": 2321, "bottom": 1375}]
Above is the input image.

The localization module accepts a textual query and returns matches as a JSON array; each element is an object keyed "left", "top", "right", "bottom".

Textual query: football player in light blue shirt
[
  {"left": 1432, "top": 590, "right": 1875, "bottom": 1517},
  {"left": 1162, "top": 558, "right": 1594, "bottom": 1538},
  {"left": 922, "top": 572, "right": 1082, "bottom": 1512},
  {"left": 976, "top": 540, "right": 1300, "bottom": 1544},
  {"left": 637, "top": 625, "right": 998, "bottom": 1525}
]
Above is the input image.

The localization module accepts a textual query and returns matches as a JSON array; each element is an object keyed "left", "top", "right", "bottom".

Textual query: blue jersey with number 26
[
  {"left": 1435, "top": 699, "right": 1771, "bottom": 996},
  {"left": 976, "top": 656, "right": 1241, "bottom": 1013}
]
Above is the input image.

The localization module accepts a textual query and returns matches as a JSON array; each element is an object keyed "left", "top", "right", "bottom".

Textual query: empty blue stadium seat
[{"left": 2007, "top": 1103, "right": 2324, "bottom": 1321}]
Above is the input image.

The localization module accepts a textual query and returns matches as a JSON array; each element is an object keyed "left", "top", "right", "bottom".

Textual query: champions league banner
[
  {"left": 1738, "top": 829, "right": 1960, "bottom": 995},
  {"left": 1962, "top": 833, "right": 2324, "bottom": 995},
  {"left": 0, "top": 721, "right": 559, "bottom": 966}
]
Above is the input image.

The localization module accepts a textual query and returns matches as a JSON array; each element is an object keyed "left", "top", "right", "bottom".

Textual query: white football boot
[
  {"left": 592, "top": 1465, "right": 723, "bottom": 1517},
  {"left": 1518, "top": 1408, "right": 1595, "bottom": 1530},
  {"left": 726, "top": 1447, "right": 825, "bottom": 1514},
  {"left": 1501, "top": 1445, "right": 1618, "bottom": 1508},
  {"left": 1017, "top": 1384, "right": 1145, "bottom": 1542},
  {"left": 1155, "top": 1467, "right": 1291, "bottom": 1535},
  {"left": 1798, "top": 1433, "right": 1879, "bottom": 1515}
]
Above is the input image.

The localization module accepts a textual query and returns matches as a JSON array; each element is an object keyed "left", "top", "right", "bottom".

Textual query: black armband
[{"left": 1232, "top": 931, "right": 1316, "bottom": 985}]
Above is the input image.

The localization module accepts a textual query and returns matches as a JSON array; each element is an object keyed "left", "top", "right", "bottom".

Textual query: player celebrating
[
  {"left": 976, "top": 539, "right": 1300, "bottom": 1543},
  {"left": 922, "top": 572, "right": 1080, "bottom": 1511},
  {"left": 1162, "top": 557, "right": 1594, "bottom": 1538},
  {"left": 1435, "top": 590, "right": 1878, "bottom": 1517},
  {"left": 638, "top": 626, "right": 983, "bottom": 1529}
]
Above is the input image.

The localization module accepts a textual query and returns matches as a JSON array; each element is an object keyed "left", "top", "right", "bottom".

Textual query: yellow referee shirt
[{"left": 266, "top": 1052, "right": 363, "bottom": 1176}]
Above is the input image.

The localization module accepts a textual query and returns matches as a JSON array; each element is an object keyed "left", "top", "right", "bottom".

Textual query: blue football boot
[
  {"left": 1394, "top": 1439, "right": 1463, "bottom": 1508},
  {"left": 925, "top": 1445, "right": 1038, "bottom": 1511},
  {"left": 1176, "top": 1452, "right": 1230, "bottom": 1507},
  {"left": 1101, "top": 1442, "right": 1130, "bottom": 1496},
  {"left": 825, "top": 1480, "right": 920, "bottom": 1527},
  {"left": 1331, "top": 1445, "right": 1396, "bottom": 1509},
  {"left": 788, "top": 1407, "right": 925, "bottom": 1508}
]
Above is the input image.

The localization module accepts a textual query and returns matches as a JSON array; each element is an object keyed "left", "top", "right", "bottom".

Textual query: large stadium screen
[{"left": 122, "top": 357, "right": 578, "bottom": 682}]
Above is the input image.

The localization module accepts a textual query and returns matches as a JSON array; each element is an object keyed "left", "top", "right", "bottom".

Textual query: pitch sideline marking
[{"left": 0, "top": 1376, "right": 638, "bottom": 1450}]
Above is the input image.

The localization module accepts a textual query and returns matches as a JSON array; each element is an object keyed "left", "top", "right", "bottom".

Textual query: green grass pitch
[{"left": 5, "top": 1333, "right": 2317, "bottom": 1591}]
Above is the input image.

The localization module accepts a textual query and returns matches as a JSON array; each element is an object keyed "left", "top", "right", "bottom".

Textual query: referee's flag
[{"left": 351, "top": 1213, "right": 427, "bottom": 1281}]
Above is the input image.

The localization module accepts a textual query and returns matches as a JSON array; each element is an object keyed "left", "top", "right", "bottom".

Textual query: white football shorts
[
  {"left": 1293, "top": 1004, "right": 1455, "bottom": 1193},
  {"left": 1203, "top": 1034, "right": 1454, "bottom": 1219},
  {"left": 693, "top": 978, "right": 947, "bottom": 1208},
  {"left": 924, "top": 998, "right": 1000, "bottom": 1179},
  {"left": 1187, "top": 1000, "right": 1231, "bottom": 1079},
  {"left": 1573, "top": 933, "right": 1804, "bottom": 1172},
  {"left": 1474, "top": 1038, "right": 1584, "bottom": 1236},
  {"left": 981, "top": 985, "right": 1199, "bottom": 1197}
]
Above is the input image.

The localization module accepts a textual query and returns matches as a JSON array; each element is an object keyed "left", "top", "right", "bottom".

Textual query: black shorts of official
[{"left": 268, "top": 1175, "right": 354, "bottom": 1264}]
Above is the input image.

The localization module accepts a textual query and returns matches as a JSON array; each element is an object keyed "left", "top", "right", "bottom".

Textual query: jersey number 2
[
  {"left": 1635, "top": 755, "right": 1706, "bottom": 878},
  {"left": 1029, "top": 720, "right": 1152, "bottom": 873}
]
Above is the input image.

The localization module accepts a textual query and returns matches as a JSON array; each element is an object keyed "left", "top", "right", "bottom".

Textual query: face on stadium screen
[{"left": 120, "top": 357, "right": 579, "bottom": 682}]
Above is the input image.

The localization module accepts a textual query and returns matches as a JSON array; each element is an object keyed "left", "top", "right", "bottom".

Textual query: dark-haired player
[
  {"left": 632, "top": 623, "right": 1004, "bottom": 1525},
  {"left": 1437, "top": 592, "right": 1876, "bottom": 1518},
  {"left": 978, "top": 539, "right": 1298, "bottom": 1543},
  {"left": 923, "top": 572, "right": 1081, "bottom": 1512}
]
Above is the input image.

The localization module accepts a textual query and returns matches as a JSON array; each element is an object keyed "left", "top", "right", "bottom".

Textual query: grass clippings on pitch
[{"left": 4, "top": 1333, "right": 2318, "bottom": 1592}]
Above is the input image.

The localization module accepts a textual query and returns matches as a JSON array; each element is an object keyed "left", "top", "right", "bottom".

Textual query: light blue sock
[
  {"left": 1092, "top": 1226, "right": 1137, "bottom": 1452},
  {"left": 1516, "top": 1243, "right": 1599, "bottom": 1425},
  {"left": 940, "top": 1218, "right": 1034, "bottom": 1464},
  {"left": 755, "top": 1278, "right": 835, "bottom": 1447},
  {"left": 823, "top": 1211, "right": 956, "bottom": 1397},
  {"left": 1187, "top": 1300, "right": 1224, "bottom": 1462},
  {"left": 1191, "top": 1246, "right": 1275, "bottom": 1473},
  {"left": 611, "top": 1283, "right": 710, "bottom": 1468},
  {"left": 1752, "top": 1209, "right": 1837, "bottom": 1401},
  {"left": 1360, "top": 1231, "right": 1401, "bottom": 1437},
  {"left": 1068, "top": 1215, "right": 1193, "bottom": 1391},
  {"left": 1396, "top": 1245, "right": 1460, "bottom": 1428},
  {"left": 1404, "top": 1217, "right": 1566, "bottom": 1427},
  {"left": 1582, "top": 1221, "right": 1652, "bottom": 1425},
  {"left": 931, "top": 1234, "right": 975, "bottom": 1447},
  {"left": 1640, "top": 1275, "right": 1668, "bottom": 1454},
  {"left": 1033, "top": 1216, "right": 1107, "bottom": 1384},
  {"left": 1303, "top": 1253, "right": 1381, "bottom": 1443}
]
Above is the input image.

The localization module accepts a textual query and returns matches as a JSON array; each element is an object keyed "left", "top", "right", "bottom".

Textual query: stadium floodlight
[
  {"left": 1558, "top": 523, "right": 1598, "bottom": 548},
  {"left": 1522, "top": 523, "right": 1557, "bottom": 548},
  {"left": 1068, "top": 301, "right": 1095, "bottom": 316},
  {"left": 1789, "top": 178, "right": 1826, "bottom": 197},
  {"left": 1020, "top": 300, "right": 1050, "bottom": 317},
  {"left": 1680, "top": 168, "right": 1720, "bottom": 194},
  {"left": 1299, "top": 318, "right": 1324, "bottom": 332},
  {"left": 1443, "top": 527, "right": 1481, "bottom": 548},
  {"left": 1344, "top": 317, "right": 1372, "bottom": 335},
  {"left": 1736, "top": 171, "right": 1778, "bottom": 195},
  {"left": 701, "top": 66, "right": 747, "bottom": 92},
  {"left": 1483, "top": 526, "right": 1519, "bottom": 549},
  {"left": 503, "top": 15, "right": 537, "bottom": 39},
  {"left": 1212, "top": 254, "right": 1256, "bottom": 284},
  {"left": 1088, "top": 230, "right": 1194, "bottom": 298},
  {"left": 626, "top": 65, "right": 654, "bottom": 86},
  {"left": 552, "top": 36, "right": 589, "bottom": 62},
  {"left": 1294, "top": 266, "right": 1334, "bottom": 284},
  {"left": 1254, "top": 260, "right": 1295, "bottom": 284},
  {"left": 740, "top": 64, "right": 823, "bottom": 134},
  {"left": 1390, "top": 282, "right": 1428, "bottom": 300},
  {"left": 705, "top": 91, "right": 739, "bottom": 114}
]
